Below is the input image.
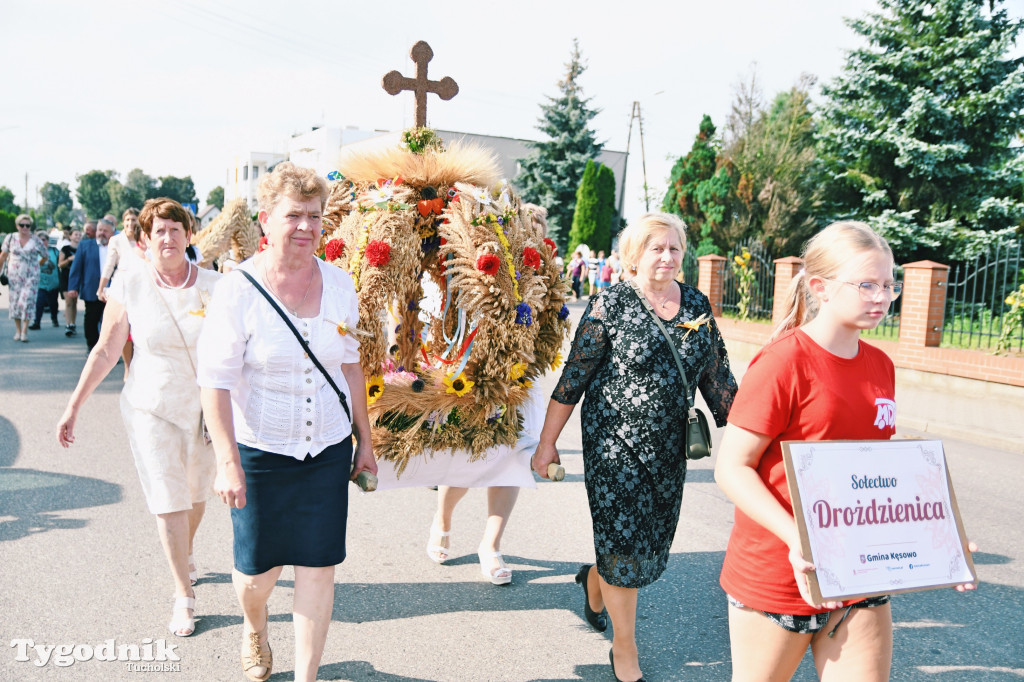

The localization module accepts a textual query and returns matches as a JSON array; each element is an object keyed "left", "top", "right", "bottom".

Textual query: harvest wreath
[{"left": 319, "top": 130, "right": 571, "bottom": 473}]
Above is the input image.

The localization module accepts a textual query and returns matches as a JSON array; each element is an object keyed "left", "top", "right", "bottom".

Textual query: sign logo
[{"left": 874, "top": 398, "right": 896, "bottom": 429}]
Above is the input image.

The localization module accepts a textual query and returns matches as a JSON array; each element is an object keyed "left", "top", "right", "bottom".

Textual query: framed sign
[{"left": 782, "top": 439, "right": 977, "bottom": 603}]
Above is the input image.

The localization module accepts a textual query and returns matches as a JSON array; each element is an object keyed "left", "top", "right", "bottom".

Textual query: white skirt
[{"left": 375, "top": 386, "right": 544, "bottom": 490}]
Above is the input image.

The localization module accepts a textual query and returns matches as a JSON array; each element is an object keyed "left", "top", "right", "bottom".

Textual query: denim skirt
[{"left": 231, "top": 437, "right": 352, "bottom": 575}]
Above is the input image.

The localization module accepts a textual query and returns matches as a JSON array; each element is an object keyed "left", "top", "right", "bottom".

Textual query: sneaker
[
  {"left": 65, "top": 325, "right": 77, "bottom": 337},
  {"left": 28, "top": 323, "right": 41, "bottom": 331}
]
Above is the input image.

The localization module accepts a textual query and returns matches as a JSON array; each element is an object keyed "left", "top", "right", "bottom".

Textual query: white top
[
  {"left": 197, "top": 258, "right": 361, "bottom": 460},
  {"left": 107, "top": 264, "right": 222, "bottom": 432},
  {"left": 101, "top": 231, "right": 144, "bottom": 280}
]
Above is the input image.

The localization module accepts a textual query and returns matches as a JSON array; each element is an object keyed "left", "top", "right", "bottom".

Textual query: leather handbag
[{"left": 629, "top": 281, "right": 713, "bottom": 460}]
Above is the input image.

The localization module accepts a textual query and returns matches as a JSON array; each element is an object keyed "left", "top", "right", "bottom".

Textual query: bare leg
[
  {"left": 478, "top": 486, "right": 519, "bottom": 579},
  {"left": 593, "top": 574, "right": 642, "bottom": 681},
  {"left": 155, "top": 510, "right": 196, "bottom": 630},
  {"left": 65, "top": 292, "right": 78, "bottom": 326},
  {"left": 812, "top": 603, "right": 892, "bottom": 681},
  {"left": 234, "top": 565, "right": 283, "bottom": 678},
  {"left": 727, "top": 603, "right": 811, "bottom": 682},
  {"left": 292, "top": 565, "right": 336, "bottom": 682},
  {"left": 429, "top": 485, "right": 470, "bottom": 560}
]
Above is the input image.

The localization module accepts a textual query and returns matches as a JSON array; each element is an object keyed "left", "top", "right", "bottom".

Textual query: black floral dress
[{"left": 552, "top": 280, "right": 737, "bottom": 588}]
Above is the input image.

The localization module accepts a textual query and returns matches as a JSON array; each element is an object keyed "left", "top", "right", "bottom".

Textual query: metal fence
[
  {"left": 681, "top": 247, "right": 699, "bottom": 287},
  {"left": 943, "top": 241, "right": 1023, "bottom": 352},
  {"left": 721, "top": 239, "right": 775, "bottom": 321}
]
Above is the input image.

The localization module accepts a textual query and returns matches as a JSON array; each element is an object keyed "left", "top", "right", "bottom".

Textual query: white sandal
[
  {"left": 188, "top": 554, "right": 198, "bottom": 586},
  {"left": 478, "top": 549, "right": 512, "bottom": 585},
  {"left": 168, "top": 596, "right": 196, "bottom": 637},
  {"left": 426, "top": 522, "right": 451, "bottom": 564}
]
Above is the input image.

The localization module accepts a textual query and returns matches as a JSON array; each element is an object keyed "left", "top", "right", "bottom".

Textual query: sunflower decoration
[{"left": 316, "top": 132, "right": 572, "bottom": 474}]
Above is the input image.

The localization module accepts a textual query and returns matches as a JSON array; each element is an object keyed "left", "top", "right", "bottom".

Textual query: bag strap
[
  {"left": 145, "top": 263, "right": 201, "bottom": 380},
  {"left": 628, "top": 280, "right": 697, "bottom": 414},
  {"left": 240, "top": 269, "right": 352, "bottom": 423}
]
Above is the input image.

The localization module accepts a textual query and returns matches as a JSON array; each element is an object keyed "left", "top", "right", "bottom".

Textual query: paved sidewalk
[{"left": 1, "top": 297, "right": 1021, "bottom": 681}]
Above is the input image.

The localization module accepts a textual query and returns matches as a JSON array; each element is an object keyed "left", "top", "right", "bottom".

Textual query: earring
[{"left": 630, "top": 265, "right": 637, "bottom": 273}]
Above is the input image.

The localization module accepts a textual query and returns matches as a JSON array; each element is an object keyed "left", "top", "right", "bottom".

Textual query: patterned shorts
[{"left": 727, "top": 594, "right": 891, "bottom": 635}]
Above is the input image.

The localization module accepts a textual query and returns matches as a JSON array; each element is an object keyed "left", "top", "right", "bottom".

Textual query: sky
[{"left": 4, "top": 0, "right": 1019, "bottom": 223}]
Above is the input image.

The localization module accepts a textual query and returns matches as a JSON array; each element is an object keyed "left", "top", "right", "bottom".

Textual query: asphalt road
[{"left": 1, "top": 296, "right": 1021, "bottom": 681}]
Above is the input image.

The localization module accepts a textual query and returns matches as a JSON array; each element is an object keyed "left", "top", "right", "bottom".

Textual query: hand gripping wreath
[{"left": 319, "top": 133, "right": 570, "bottom": 473}]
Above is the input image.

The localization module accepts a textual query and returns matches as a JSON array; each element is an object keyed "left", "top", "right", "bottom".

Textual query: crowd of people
[{"left": 0, "top": 159, "right": 971, "bottom": 682}]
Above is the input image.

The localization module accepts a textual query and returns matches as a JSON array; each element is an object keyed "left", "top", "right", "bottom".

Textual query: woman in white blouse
[
  {"left": 57, "top": 198, "right": 220, "bottom": 639},
  {"left": 198, "top": 162, "right": 375, "bottom": 682},
  {"left": 97, "top": 208, "right": 147, "bottom": 377}
]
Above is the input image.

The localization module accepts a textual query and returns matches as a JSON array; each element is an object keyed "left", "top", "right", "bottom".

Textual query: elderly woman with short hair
[
  {"left": 57, "top": 197, "right": 221, "bottom": 638},
  {"left": 0, "top": 214, "right": 47, "bottom": 342},
  {"left": 533, "top": 212, "right": 738, "bottom": 681},
  {"left": 198, "top": 162, "right": 375, "bottom": 682}
]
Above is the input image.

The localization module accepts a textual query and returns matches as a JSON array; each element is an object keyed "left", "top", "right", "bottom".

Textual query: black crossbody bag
[
  {"left": 240, "top": 270, "right": 351, "bottom": 423},
  {"left": 629, "top": 280, "right": 712, "bottom": 460}
]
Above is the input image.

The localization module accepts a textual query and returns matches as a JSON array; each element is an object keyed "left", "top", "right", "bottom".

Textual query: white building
[{"left": 225, "top": 125, "right": 628, "bottom": 212}]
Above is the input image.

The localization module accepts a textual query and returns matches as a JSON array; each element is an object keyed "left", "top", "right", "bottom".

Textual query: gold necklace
[{"left": 263, "top": 261, "right": 315, "bottom": 316}]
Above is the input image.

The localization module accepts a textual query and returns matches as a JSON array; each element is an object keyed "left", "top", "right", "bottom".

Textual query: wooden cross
[{"left": 382, "top": 40, "right": 459, "bottom": 128}]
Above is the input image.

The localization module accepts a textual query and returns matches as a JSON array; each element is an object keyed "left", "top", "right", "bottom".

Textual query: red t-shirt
[{"left": 719, "top": 329, "right": 896, "bottom": 615}]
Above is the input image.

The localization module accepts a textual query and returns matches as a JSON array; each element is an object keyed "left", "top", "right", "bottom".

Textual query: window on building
[
  {"left": 253, "top": 166, "right": 259, "bottom": 179},
  {"left": 243, "top": 166, "right": 248, "bottom": 181}
]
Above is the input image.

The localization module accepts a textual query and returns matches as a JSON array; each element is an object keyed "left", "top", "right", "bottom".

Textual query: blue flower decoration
[
  {"left": 327, "top": 171, "right": 343, "bottom": 181},
  {"left": 515, "top": 302, "right": 533, "bottom": 326},
  {"left": 557, "top": 305, "right": 570, "bottom": 321}
]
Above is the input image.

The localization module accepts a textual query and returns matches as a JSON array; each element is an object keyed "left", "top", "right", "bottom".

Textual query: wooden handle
[{"left": 547, "top": 463, "right": 565, "bottom": 482}]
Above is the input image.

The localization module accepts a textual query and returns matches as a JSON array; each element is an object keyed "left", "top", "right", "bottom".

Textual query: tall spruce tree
[
  {"left": 817, "top": 0, "right": 1024, "bottom": 260},
  {"left": 662, "top": 115, "right": 730, "bottom": 255},
  {"left": 517, "top": 39, "right": 603, "bottom": 255},
  {"left": 568, "top": 160, "right": 616, "bottom": 255}
]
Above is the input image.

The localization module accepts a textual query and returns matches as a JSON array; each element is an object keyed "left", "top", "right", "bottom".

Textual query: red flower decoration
[
  {"left": 365, "top": 240, "right": 391, "bottom": 267},
  {"left": 258, "top": 236, "right": 269, "bottom": 252},
  {"left": 325, "top": 238, "right": 345, "bottom": 262},
  {"left": 417, "top": 197, "right": 444, "bottom": 217},
  {"left": 543, "top": 238, "right": 557, "bottom": 255},
  {"left": 476, "top": 253, "right": 501, "bottom": 276},
  {"left": 522, "top": 247, "right": 541, "bottom": 270}
]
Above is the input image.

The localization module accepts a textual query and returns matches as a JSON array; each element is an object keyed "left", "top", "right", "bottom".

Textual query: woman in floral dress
[
  {"left": 533, "top": 212, "right": 737, "bottom": 681},
  {"left": 0, "top": 214, "right": 47, "bottom": 342}
]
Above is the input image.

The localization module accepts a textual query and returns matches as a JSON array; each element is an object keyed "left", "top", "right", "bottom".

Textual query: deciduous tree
[
  {"left": 207, "top": 186, "right": 225, "bottom": 210},
  {"left": 75, "top": 170, "right": 116, "bottom": 219}
]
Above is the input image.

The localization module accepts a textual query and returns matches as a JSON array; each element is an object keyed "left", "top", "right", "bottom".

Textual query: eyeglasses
[
  {"left": 17, "top": 223, "right": 32, "bottom": 228},
  {"left": 825, "top": 279, "right": 903, "bottom": 300}
]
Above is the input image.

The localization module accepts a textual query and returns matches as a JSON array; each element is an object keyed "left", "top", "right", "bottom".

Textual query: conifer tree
[
  {"left": 568, "top": 160, "right": 616, "bottom": 255},
  {"left": 817, "top": 0, "right": 1024, "bottom": 260},
  {"left": 663, "top": 115, "right": 729, "bottom": 255},
  {"left": 517, "top": 39, "right": 603, "bottom": 255}
]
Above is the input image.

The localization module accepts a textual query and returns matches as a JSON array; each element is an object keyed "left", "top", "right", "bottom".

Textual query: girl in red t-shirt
[{"left": 714, "top": 221, "right": 974, "bottom": 681}]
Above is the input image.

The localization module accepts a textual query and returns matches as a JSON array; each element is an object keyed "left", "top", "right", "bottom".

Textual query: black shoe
[
  {"left": 574, "top": 564, "right": 607, "bottom": 632},
  {"left": 609, "top": 649, "right": 645, "bottom": 682},
  {"left": 27, "top": 323, "right": 41, "bottom": 330},
  {"left": 65, "top": 325, "right": 76, "bottom": 337},
  {"left": 52, "top": 320, "right": 60, "bottom": 327}
]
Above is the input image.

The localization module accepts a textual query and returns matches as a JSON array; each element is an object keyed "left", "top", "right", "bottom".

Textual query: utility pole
[
  {"left": 24, "top": 172, "right": 29, "bottom": 211},
  {"left": 616, "top": 101, "right": 651, "bottom": 227}
]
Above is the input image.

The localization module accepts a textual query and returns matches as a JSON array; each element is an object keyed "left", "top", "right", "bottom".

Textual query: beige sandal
[{"left": 241, "top": 606, "right": 272, "bottom": 682}]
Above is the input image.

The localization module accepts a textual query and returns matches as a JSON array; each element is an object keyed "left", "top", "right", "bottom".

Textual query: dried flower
[
  {"left": 366, "top": 376, "right": 385, "bottom": 405},
  {"left": 515, "top": 302, "right": 533, "bottom": 326},
  {"left": 509, "top": 361, "right": 527, "bottom": 381},
  {"left": 543, "top": 238, "right": 557, "bottom": 255},
  {"left": 557, "top": 305, "right": 570, "bottom": 321},
  {"left": 476, "top": 253, "right": 501, "bottom": 276},
  {"left": 365, "top": 240, "right": 391, "bottom": 267},
  {"left": 325, "top": 238, "right": 345, "bottom": 262},
  {"left": 443, "top": 372, "right": 474, "bottom": 397},
  {"left": 411, "top": 378, "right": 425, "bottom": 393},
  {"left": 522, "top": 247, "right": 541, "bottom": 270}
]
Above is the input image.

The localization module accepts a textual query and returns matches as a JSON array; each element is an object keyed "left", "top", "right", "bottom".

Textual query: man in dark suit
[{"left": 67, "top": 216, "right": 114, "bottom": 350}]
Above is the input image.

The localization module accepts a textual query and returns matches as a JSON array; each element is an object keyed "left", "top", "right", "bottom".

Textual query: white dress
[{"left": 107, "top": 265, "right": 221, "bottom": 514}]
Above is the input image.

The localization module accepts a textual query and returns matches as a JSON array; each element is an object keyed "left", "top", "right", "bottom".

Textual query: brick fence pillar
[
  {"left": 772, "top": 256, "right": 804, "bottom": 328},
  {"left": 899, "top": 260, "right": 950, "bottom": 347},
  {"left": 698, "top": 254, "right": 727, "bottom": 317}
]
